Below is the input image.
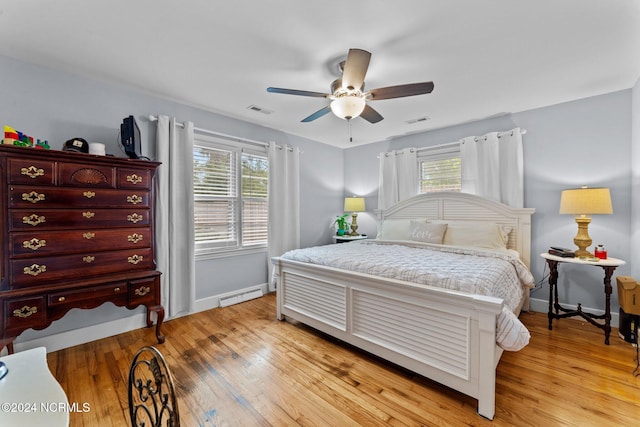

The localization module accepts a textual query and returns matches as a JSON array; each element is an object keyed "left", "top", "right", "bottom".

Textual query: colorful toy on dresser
[{"left": 3, "top": 125, "right": 50, "bottom": 149}]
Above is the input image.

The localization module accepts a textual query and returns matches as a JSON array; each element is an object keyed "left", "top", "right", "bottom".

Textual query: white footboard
[{"left": 274, "top": 257, "right": 504, "bottom": 420}]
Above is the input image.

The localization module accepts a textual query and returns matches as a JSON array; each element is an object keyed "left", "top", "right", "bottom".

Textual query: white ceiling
[{"left": 1, "top": 0, "right": 639, "bottom": 148}]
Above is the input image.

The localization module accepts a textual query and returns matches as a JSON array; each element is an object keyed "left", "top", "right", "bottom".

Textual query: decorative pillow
[
  {"left": 407, "top": 221, "right": 447, "bottom": 244},
  {"left": 376, "top": 218, "right": 427, "bottom": 240},
  {"left": 429, "top": 220, "right": 510, "bottom": 249}
]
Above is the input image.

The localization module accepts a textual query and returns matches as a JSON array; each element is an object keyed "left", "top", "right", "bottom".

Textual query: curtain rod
[
  {"left": 379, "top": 128, "right": 527, "bottom": 157},
  {"left": 148, "top": 115, "right": 281, "bottom": 150},
  {"left": 415, "top": 128, "right": 527, "bottom": 152}
]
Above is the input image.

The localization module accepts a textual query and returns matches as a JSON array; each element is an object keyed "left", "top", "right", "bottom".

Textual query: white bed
[{"left": 273, "top": 192, "right": 535, "bottom": 419}]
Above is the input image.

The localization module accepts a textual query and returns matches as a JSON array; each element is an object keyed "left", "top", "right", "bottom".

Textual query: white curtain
[
  {"left": 460, "top": 128, "right": 524, "bottom": 208},
  {"left": 155, "top": 115, "right": 196, "bottom": 318},
  {"left": 267, "top": 142, "right": 300, "bottom": 291},
  {"left": 377, "top": 148, "right": 418, "bottom": 210}
]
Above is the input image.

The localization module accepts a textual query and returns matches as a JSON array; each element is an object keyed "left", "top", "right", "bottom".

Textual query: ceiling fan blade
[
  {"left": 368, "top": 82, "right": 434, "bottom": 100},
  {"left": 301, "top": 105, "right": 332, "bottom": 122},
  {"left": 360, "top": 104, "right": 383, "bottom": 124},
  {"left": 267, "top": 87, "right": 330, "bottom": 98},
  {"left": 341, "top": 49, "right": 371, "bottom": 91}
]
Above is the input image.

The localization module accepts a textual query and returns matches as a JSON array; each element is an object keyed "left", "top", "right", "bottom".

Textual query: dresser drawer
[
  {"left": 4, "top": 296, "right": 47, "bottom": 333},
  {"left": 129, "top": 277, "right": 159, "bottom": 305},
  {"left": 58, "top": 163, "right": 115, "bottom": 188},
  {"left": 118, "top": 168, "right": 152, "bottom": 190},
  {"left": 9, "top": 186, "right": 150, "bottom": 209},
  {"left": 9, "top": 248, "right": 155, "bottom": 288},
  {"left": 11, "top": 227, "right": 151, "bottom": 256},
  {"left": 48, "top": 283, "right": 127, "bottom": 307},
  {"left": 8, "top": 158, "right": 55, "bottom": 185},
  {"left": 9, "top": 209, "right": 151, "bottom": 230}
]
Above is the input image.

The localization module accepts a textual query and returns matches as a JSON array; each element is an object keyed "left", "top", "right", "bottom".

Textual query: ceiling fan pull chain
[{"left": 348, "top": 118, "right": 353, "bottom": 143}]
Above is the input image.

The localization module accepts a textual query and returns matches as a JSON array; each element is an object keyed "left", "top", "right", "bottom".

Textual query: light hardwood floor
[{"left": 47, "top": 293, "right": 640, "bottom": 426}]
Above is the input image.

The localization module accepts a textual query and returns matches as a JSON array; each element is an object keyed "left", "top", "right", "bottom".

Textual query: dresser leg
[
  {"left": 0, "top": 339, "right": 15, "bottom": 355},
  {"left": 147, "top": 305, "right": 166, "bottom": 344}
]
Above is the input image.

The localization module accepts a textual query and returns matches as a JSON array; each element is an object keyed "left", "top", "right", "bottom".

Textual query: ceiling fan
[{"left": 267, "top": 48, "right": 434, "bottom": 124}]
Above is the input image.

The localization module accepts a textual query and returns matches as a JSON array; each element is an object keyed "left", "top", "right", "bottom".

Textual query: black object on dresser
[{"left": 0, "top": 145, "right": 165, "bottom": 354}]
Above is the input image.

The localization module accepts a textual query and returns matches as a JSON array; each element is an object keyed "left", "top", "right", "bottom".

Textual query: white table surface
[
  {"left": 331, "top": 234, "right": 368, "bottom": 241},
  {"left": 540, "top": 252, "right": 626, "bottom": 267},
  {"left": 0, "top": 347, "right": 69, "bottom": 426}
]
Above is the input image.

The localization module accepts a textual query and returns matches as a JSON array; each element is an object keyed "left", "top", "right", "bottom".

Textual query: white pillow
[
  {"left": 429, "top": 220, "right": 509, "bottom": 249},
  {"left": 377, "top": 218, "right": 427, "bottom": 240},
  {"left": 408, "top": 221, "right": 447, "bottom": 244}
]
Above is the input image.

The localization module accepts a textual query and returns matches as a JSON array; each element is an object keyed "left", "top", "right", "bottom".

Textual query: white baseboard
[
  {"left": 8, "top": 313, "right": 148, "bottom": 356},
  {"left": 528, "top": 297, "right": 619, "bottom": 328},
  {"left": 6, "top": 283, "right": 270, "bottom": 356}
]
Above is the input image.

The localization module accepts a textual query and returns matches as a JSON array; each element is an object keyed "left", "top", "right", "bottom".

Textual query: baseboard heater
[{"left": 219, "top": 288, "right": 264, "bottom": 308}]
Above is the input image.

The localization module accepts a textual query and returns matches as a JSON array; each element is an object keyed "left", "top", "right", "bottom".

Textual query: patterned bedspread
[{"left": 280, "top": 240, "right": 535, "bottom": 351}]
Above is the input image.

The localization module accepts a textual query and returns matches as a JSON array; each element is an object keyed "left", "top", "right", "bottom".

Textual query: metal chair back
[{"left": 128, "top": 346, "right": 180, "bottom": 426}]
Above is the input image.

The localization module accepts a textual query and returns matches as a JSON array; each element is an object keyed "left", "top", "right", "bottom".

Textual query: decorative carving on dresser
[{"left": 0, "top": 145, "right": 164, "bottom": 354}]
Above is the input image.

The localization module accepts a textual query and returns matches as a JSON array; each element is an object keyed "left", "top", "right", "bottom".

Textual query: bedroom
[{"left": 0, "top": 0, "right": 639, "bottom": 425}]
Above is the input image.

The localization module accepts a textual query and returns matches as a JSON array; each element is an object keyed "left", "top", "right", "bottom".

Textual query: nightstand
[
  {"left": 332, "top": 234, "right": 368, "bottom": 243},
  {"left": 541, "top": 252, "right": 626, "bottom": 344}
]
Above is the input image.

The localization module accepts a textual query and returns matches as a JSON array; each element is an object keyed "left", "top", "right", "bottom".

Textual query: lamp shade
[
  {"left": 559, "top": 187, "right": 612, "bottom": 215},
  {"left": 330, "top": 96, "right": 366, "bottom": 120},
  {"left": 344, "top": 197, "right": 365, "bottom": 212}
]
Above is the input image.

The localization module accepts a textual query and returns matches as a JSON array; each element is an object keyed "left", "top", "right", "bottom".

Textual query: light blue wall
[
  {"left": 631, "top": 77, "right": 640, "bottom": 279},
  {"left": 1, "top": 54, "right": 343, "bottom": 341},
  {"left": 345, "top": 90, "right": 633, "bottom": 312}
]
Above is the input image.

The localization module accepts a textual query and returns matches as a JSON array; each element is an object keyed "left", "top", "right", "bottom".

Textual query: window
[
  {"left": 193, "top": 135, "right": 268, "bottom": 256},
  {"left": 418, "top": 145, "right": 461, "bottom": 193}
]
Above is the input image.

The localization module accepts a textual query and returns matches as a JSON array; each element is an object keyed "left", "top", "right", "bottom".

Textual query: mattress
[{"left": 280, "top": 239, "right": 535, "bottom": 351}]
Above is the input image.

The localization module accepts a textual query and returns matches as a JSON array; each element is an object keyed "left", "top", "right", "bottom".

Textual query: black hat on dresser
[{"left": 62, "top": 138, "right": 89, "bottom": 153}]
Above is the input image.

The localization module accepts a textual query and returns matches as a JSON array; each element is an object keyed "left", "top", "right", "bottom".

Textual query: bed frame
[{"left": 273, "top": 192, "right": 535, "bottom": 419}]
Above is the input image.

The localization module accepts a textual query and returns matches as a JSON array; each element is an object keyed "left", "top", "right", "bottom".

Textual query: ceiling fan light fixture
[{"left": 330, "top": 95, "right": 366, "bottom": 120}]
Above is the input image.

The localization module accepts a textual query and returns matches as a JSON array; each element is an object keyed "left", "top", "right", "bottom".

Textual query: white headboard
[{"left": 378, "top": 192, "right": 535, "bottom": 268}]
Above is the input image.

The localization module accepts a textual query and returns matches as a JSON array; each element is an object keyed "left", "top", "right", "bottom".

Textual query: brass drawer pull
[
  {"left": 23, "top": 238, "right": 47, "bottom": 251},
  {"left": 13, "top": 305, "right": 38, "bottom": 318},
  {"left": 21, "top": 166, "right": 45, "bottom": 179},
  {"left": 127, "top": 195, "right": 143, "bottom": 205},
  {"left": 114, "top": 287, "right": 121, "bottom": 293},
  {"left": 83, "top": 232, "right": 95, "bottom": 239},
  {"left": 134, "top": 286, "right": 151, "bottom": 297},
  {"left": 83, "top": 191, "right": 96, "bottom": 199},
  {"left": 127, "top": 213, "right": 143, "bottom": 224},
  {"left": 127, "top": 174, "right": 143, "bottom": 184},
  {"left": 83, "top": 211, "right": 95, "bottom": 219},
  {"left": 83, "top": 256, "right": 95, "bottom": 263},
  {"left": 24, "top": 264, "right": 46, "bottom": 276},
  {"left": 128, "top": 233, "right": 143, "bottom": 244},
  {"left": 23, "top": 214, "right": 46, "bottom": 226},
  {"left": 58, "top": 296, "right": 66, "bottom": 302},
  {"left": 22, "top": 191, "right": 46, "bottom": 203},
  {"left": 128, "top": 254, "right": 143, "bottom": 265}
]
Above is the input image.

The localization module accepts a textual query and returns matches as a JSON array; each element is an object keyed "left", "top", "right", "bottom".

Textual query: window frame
[{"left": 193, "top": 134, "right": 268, "bottom": 259}]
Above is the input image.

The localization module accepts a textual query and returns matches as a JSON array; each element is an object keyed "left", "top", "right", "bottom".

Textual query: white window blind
[
  {"left": 241, "top": 154, "right": 268, "bottom": 245},
  {"left": 417, "top": 144, "right": 461, "bottom": 193},
  {"left": 193, "top": 136, "right": 268, "bottom": 256}
]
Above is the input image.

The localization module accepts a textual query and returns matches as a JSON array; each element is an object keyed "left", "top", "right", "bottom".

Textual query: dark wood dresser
[{"left": 0, "top": 145, "right": 165, "bottom": 354}]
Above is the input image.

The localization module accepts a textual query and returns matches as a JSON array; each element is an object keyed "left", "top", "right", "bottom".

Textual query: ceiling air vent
[
  {"left": 247, "top": 105, "right": 273, "bottom": 115},
  {"left": 406, "top": 116, "right": 430, "bottom": 124}
]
